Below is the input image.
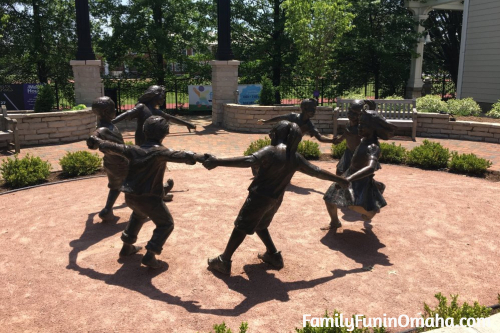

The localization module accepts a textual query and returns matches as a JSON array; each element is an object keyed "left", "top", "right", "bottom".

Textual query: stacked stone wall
[
  {"left": 5, "top": 109, "right": 96, "bottom": 146},
  {"left": 221, "top": 104, "right": 500, "bottom": 142}
]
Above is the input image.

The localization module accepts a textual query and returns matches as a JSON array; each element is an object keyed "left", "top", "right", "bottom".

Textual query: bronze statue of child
[
  {"left": 112, "top": 85, "right": 197, "bottom": 201},
  {"left": 88, "top": 116, "right": 206, "bottom": 268},
  {"left": 90, "top": 96, "right": 129, "bottom": 221},
  {"left": 333, "top": 99, "right": 376, "bottom": 176},
  {"left": 202, "top": 120, "right": 349, "bottom": 275},
  {"left": 257, "top": 98, "right": 337, "bottom": 143},
  {"left": 322, "top": 110, "right": 397, "bottom": 232}
]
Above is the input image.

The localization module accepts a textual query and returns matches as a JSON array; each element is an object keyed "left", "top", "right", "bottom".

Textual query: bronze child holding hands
[
  {"left": 203, "top": 121, "right": 349, "bottom": 275},
  {"left": 323, "top": 110, "right": 397, "bottom": 232},
  {"left": 88, "top": 116, "right": 207, "bottom": 268},
  {"left": 90, "top": 96, "right": 129, "bottom": 221}
]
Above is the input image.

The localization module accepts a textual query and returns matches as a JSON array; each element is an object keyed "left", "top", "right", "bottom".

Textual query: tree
[
  {"left": 333, "top": 0, "right": 419, "bottom": 98},
  {"left": 231, "top": 0, "right": 298, "bottom": 103},
  {"left": 422, "top": 10, "right": 462, "bottom": 86},
  {"left": 283, "top": 0, "right": 354, "bottom": 89},
  {"left": 0, "top": 0, "right": 76, "bottom": 84},
  {"left": 91, "top": 0, "right": 215, "bottom": 84}
]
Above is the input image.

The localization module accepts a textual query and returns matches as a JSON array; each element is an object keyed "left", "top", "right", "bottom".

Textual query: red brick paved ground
[{"left": 1, "top": 115, "right": 499, "bottom": 172}]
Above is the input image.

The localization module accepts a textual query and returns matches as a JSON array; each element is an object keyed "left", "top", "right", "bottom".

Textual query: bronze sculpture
[
  {"left": 88, "top": 116, "right": 207, "bottom": 268},
  {"left": 258, "top": 98, "right": 337, "bottom": 143},
  {"left": 323, "top": 110, "right": 397, "bottom": 232},
  {"left": 112, "top": 85, "right": 197, "bottom": 202},
  {"left": 203, "top": 121, "right": 349, "bottom": 275},
  {"left": 90, "top": 96, "right": 129, "bottom": 221}
]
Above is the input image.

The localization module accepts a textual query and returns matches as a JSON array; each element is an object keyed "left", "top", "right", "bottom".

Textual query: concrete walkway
[{"left": 1, "top": 115, "right": 500, "bottom": 173}]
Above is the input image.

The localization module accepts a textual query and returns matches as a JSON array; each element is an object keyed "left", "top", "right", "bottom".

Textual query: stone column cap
[
  {"left": 70, "top": 60, "right": 102, "bottom": 66},
  {"left": 210, "top": 60, "right": 241, "bottom": 66}
]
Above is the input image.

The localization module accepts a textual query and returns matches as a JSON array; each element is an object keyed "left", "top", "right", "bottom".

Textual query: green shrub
[
  {"left": 210, "top": 322, "right": 248, "bottom": 333},
  {"left": 416, "top": 95, "right": 448, "bottom": 113},
  {"left": 486, "top": 100, "right": 500, "bottom": 119},
  {"left": 419, "top": 293, "right": 492, "bottom": 331},
  {"left": 406, "top": 140, "right": 450, "bottom": 169},
  {"left": 125, "top": 140, "right": 134, "bottom": 145},
  {"left": 341, "top": 93, "right": 366, "bottom": 100},
  {"left": 258, "top": 76, "right": 276, "bottom": 106},
  {"left": 69, "top": 104, "right": 87, "bottom": 111},
  {"left": 382, "top": 94, "right": 404, "bottom": 100},
  {"left": 34, "top": 84, "right": 55, "bottom": 113},
  {"left": 59, "top": 151, "right": 102, "bottom": 177},
  {"left": 298, "top": 140, "right": 321, "bottom": 160},
  {"left": 379, "top": 143, "right": 407, "bottom": 164},
  {"left": 244, "top": 137, "right": 271, "bottom": 156},
  {"left": 0, "top": 154, "right": 51, "bottom": 188},
  {"left": 448, "top": 152, "right": 492, "bottom": 175},
  {"left": 331, "top": 140, "right": 347, "bottom": 159},
  {"left": 446, "top": 98, "right": 481, "bottom": 116}
]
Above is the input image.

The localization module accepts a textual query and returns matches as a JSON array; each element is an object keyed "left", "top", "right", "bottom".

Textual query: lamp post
[
  {"left": 216, "top": 0, "right": 234, "bottom": 60},
  {"left": 75, "top": 0, "right": 96, "bottom": 60}
]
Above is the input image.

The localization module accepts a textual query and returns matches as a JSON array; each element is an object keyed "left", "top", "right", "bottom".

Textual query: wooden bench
[
  {"left": 333, "top": 98, "right": 417, "bottom": 140},
  {"left": 0, "top": 105, "right": 20, "bottom": 153}
]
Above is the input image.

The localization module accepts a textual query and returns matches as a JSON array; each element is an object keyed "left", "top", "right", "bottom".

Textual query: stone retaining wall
[
  {"left": 4, "top": 108, "right": 96, "bottom": 147},
  {"left": 222, "top": 104, "right": 500, "bottom": 143}
]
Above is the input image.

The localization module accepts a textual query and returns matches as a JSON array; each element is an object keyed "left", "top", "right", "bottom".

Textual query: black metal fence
[
  {"left": 51, "top": 81, "right": 74, "bottom": 110},
  {"left": 427, "top": 76, "right": 456, "bottom": 100},
  {"left": 102, "top": 76, "right": 210, "bottom": 114}
]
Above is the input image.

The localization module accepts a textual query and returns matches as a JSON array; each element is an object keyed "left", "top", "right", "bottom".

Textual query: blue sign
[
  {"left": 0, "top": 83, "right": 40, "bottom": 110},
  {"left": 238, "top": 85, "right": 262, "bottom": 105}
]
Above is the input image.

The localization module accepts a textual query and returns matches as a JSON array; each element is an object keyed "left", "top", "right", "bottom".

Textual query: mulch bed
[
  {"left": 2, "top": 148, "right": 499, "bottom": 195},
  {"left": 453, "top": 115, "right": 500, "bottom": 123}
]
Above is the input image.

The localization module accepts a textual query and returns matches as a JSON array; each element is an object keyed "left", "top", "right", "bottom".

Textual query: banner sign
[
  {"left": 0, "top": 84, "right": 40, "bottom": 110},
  {"left": 188, "top": 84, "right": 262, "bottom": 111}
]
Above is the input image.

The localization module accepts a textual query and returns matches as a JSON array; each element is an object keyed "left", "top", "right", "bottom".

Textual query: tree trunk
[
  {"left": 272, "top": 0, "right": 283, "bottom": 104},
  {"left": 152, "top": 1, "right": 165, "bottom": 86},
  {"left": 33, "top": 0, "right": 48, "bottom": 83}
]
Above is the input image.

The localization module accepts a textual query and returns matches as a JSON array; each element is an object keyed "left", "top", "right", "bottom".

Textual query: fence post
[
  {"left": 441, "top": 76, "right": 446, "bottom": 100},
  {"left": 175, "top": 77, "right": 178, "bottom": 111},
  {"left": 117, "top": 80, "right": 121, "bottom": 113},
  {"left": 320, "top": 78, "right": 324, "bottom": 106},
  {"left": 55, "top": 80, "right": 60, "bottom": 110}
]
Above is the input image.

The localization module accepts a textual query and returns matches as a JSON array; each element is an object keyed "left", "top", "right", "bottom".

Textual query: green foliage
[
  {"left": 258, "top": 77, "right": 276, "bottom": 106},
  {"left": 331, "top": 141, "right": 347, "bottom": 159},
  {"left": 69, "top": 104, "right": 87, "bottom": 111},
  {"left": 406, "top": 140, "right": 450, "bottom": 169},
  {"left": 0, "top": 154, "right": 51, "bottom": 188},
  {"left": 379, "top": 143, "right": 407, "bottom": 164},
  {"left": 125, "top": 141, "right": 134, "bottom": 146},
  {"left": 448, "top": 152, "right": 492, "bottom": 175},
  {"left": 34, "top": 84, "right": 55, "bottom": 113},
  {"left": 382, "top": 95, "right": 404, "bottom": 100},
  {"left": 333, "top": 0, "right": 419, "bottom": 98},
  {"left": 210, "top": 322, "right": 248, "bottom": 333},
  {"left": 297, "top": 310, "right": 386, "bottom": 333},
  {"left": 416, "top": 95, "right": 448, "bottom": 113},
  {"left": 446, "top": 98, "right": 481, "bottom": 116},
  {"left": 244, "top": 137, "right": 271, "bottom": 156},
  {"left": 341, "top": 93, "right": 366, "bottom": 100},
  {"left": 59, "top": 151, "right": 102, "bottom": 177},
  {"left": 420, "top": 293, "right": 491, "bottom": 331},
  {"left": 298, "top": 140, "right": 321, "bottom": 160},
  {"left": 486, "top": 100, "right": 500, "bottom": 119},
  {"left": 283, "top": 0, "right": 354, "bottom": 87}
]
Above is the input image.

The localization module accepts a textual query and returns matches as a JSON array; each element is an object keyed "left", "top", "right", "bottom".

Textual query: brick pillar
[
  {"left": 70, "top": 60, "right": 103, "bottom": 106},
  {"left": 210, "top": 60, "right": 240, "bottom": 126}
]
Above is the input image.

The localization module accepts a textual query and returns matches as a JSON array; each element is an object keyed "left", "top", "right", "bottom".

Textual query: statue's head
[
  {"left": 143, "top": 116, "right": 170, "bottom": 142},
  {"left": 358, "top": 110, "right": 397, "bottom": 140},
  {"left": 138, "top": 85, "right": 166, "bottom": 106},
  {"left": 300, "top": 98, "right": 317, "bottom": 117},
  {"left": 269, "top": 120, "right": 302, "bottom": 158},
  {"left": 92, "top": 96, "right": 116, "bottom": 121}
]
